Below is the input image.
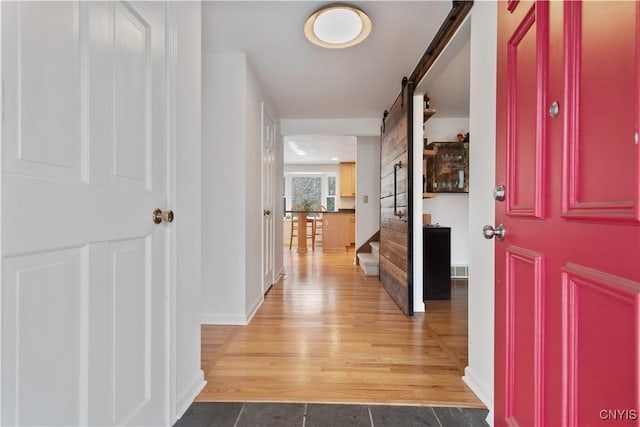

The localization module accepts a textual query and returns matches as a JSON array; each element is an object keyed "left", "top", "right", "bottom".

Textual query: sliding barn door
[{"left": 380, "top": 80, "right": 414, "bottom": 317}]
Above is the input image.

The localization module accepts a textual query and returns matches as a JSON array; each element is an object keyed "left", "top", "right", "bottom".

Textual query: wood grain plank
[
  {"left": 381, "top": 120, "right": 408, "bottom": 167},
  {"left": 380, "top": 193, "right": 408, "bottom": 209},
  {"left": 380, "top": 239, "right": 408, "bottom": 269},
  {"left": 379, "top": 256, "right": 409, "bottom": 316},
  {"left": 381, "top": 153, "right": 408, "bottom": 179}
]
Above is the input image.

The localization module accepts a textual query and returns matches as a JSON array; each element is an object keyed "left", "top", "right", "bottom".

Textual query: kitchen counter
[{"left": 322, "top": 211, "right": 356, "bottom": 250}]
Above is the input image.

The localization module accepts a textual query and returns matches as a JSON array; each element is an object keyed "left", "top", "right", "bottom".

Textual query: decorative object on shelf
[
  {"left": 456, "top": 133, "right": 465, "bottom": 143},
  {"left": 425, "top": 141, "right": 469, "bottom": 193},
  {"left": 423, "top": 93, "right": 430, "bottom": 109}
]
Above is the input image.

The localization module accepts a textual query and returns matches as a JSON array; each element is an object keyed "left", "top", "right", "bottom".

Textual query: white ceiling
[
  {"left": 284, "top": 135, "right": 356, "bottom": 164},
  {"left": 416, "top": 17, "right": 471, "bottom": 117},
  {"left": 202, "top": 1, "right": 452, "bottom": 119},
  {"left": 202, "top": 1, "right": 470, "bottom": 164}
]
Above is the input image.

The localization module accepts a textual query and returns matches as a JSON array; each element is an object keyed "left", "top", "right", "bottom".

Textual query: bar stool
[
  {"left": 289, "top": 204, "right": 314, "bottom": 250},
  {"left": 310, "top": 204, "right": 327, "bottom": 251}
]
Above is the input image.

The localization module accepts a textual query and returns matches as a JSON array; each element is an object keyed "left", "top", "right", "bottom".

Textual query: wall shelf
[
  {"left": 423, "top": 108, "right": 436, "bottom": 123},
  {"left": 422, "top": 192, "right": 434, "bottom": 199},
  {"left": 423, "top": 149, "right": 437, "bottom": 158}
]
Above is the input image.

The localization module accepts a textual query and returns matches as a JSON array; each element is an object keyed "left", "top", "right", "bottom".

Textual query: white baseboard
[
  {"left": 176, "top": 370, "right": 206, "bottom": 421},
  {"left": 245, "top": 294, "right": 263, "bottom": 324},
  {"left": 462, "top": 366, "right": 493, "bottom": 410},
  {"left": 201, "top": 312, "right": 248, "bottom": 325},
  {"left": 486, "top": 405, "right": 494, "bottom": 427},
  {"left": 273, "top": 267, "right": 284, "bottom": 284},
  {"left": 201, "top": 294, "right": 264, "bottom": 326}
]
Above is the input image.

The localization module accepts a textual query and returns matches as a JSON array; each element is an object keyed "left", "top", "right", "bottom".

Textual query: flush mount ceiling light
[{"left": 304, "top": 4, "right": 372, "bottom": 49}]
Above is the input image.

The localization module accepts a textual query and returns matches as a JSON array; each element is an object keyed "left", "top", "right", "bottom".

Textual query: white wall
[
  {"left": 281, "top": 118, "right": 380, "bottom": 136},
  {"left": 202, "top": 53, "right": 247, "bottom": 324},
  {"left": 423, "top": 117, "right": 470, "bottom": 266},
  {"left": 274, "top": 123, "right": 285, "bottom": 281},
  {"left": 202, "top": 53, "right": 281, "bottom": 325},
  {"left": 463, "top": 2, "right": 497, "bottom": 422},
  {"left": 412, "top": 96, "right": 425, "bottom": 312},
  {"left": 355, "top": 136, "right": 381, "bottom": 248},
  {"left": 174, "top": 2, "right": 205, "bottom": 420}
]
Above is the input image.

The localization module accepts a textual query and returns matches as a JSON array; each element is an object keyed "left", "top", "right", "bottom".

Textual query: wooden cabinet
[
  {"left": 339, "top": 162, "right": 356, "bottom": 196},
  {"left": 322, "top": 212, "right": 356, "bottom": 250},
  {"left": 425, "top": 142, "right": 469, "bottom": 193},
  {"left": 422, "top": 107, "right": 470, "bottom": 195}
]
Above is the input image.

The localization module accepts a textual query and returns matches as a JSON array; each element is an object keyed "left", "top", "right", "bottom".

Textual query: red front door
[{"left": 495, "top": 1, "right": 640, "bottom": 426}]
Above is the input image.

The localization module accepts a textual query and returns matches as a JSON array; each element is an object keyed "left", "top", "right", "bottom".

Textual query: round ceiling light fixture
[{"left": 304, "top": 4, "right": 372, "bottom": 49}]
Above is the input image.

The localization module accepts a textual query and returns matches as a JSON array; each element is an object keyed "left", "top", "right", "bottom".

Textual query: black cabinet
[{"left": 423, "top": 226, "right": 451, "bottom": 300}]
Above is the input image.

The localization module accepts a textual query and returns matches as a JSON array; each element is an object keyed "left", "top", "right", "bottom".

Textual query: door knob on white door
[
  {"left": 263, "top": 209, "right": 271, "bottom": 216},
  {"left": 483, "top": 224, "right": 506, "bottom": 241},
  {"left": 153, "top": 208, "right": 174, "bottom": 224}
]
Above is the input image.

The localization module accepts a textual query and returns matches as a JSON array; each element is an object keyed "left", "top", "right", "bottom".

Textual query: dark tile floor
[{"left": 175, "top": 403, "right": 489, "bottom": 427}]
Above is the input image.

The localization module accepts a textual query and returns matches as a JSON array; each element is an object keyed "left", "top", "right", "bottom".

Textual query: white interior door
[
  {"left": 262, "top": 105, "right": 275, "bottom": 293},
  {"left": 1, "top": 2, "right": 170, "bottom": 425}
]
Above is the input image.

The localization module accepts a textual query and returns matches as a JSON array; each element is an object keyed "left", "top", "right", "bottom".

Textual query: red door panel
[
  {"left": 562, "top": 1, "right": 639, "bottom": 220},
  {"left": 562, "top": 264, "right": 639, "bottom": 426},
  {"left": 506, "top": 2, "right": 548, "bottom": 218},
  {"left": 496, "top": 1, "right": 640, "bottom": 426},
  {"left": 504, "top": 247, "right": 544, "bottom": 427}
]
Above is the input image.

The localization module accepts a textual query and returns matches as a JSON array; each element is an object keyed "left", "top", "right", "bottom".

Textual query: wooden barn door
[{"left": 380, "top": 79, "right": 414, "bottom": 317}]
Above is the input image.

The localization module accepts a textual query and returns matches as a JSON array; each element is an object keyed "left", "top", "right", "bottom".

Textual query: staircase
[{"left": 357, "top": 241, "right": 379, "bottom": 276}]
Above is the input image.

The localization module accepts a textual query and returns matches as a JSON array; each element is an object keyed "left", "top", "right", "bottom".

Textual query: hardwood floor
[{"left": 196, "top": 251, "right": 484, "bottom": 408}]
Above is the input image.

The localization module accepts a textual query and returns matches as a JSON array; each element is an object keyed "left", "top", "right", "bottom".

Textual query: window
[
  {"left": 291, "top": 176, "right": 322, "bottom": 208},
  {"left": 327, "top": 176, "right": 336, "bottom": 212},
  {"left": 284, "top": 172, "right": 337, "bottom": 215}
]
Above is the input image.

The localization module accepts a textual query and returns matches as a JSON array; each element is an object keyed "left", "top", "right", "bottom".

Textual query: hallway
[{"left": 196, "top": 250, "right": 483, "bottom": 408}]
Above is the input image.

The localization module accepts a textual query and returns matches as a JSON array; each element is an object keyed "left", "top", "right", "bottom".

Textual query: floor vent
[{"left": 450, "top": 265, "right": 469, "bottom": 278}]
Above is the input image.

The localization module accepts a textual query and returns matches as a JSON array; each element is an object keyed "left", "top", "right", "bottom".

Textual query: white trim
[
  {"left": 201, "top": 292, "right": 263, "bottom": 326},
  {"left": 1, "top": 2, "right": 6, "bottom": 420},
  {"left": 273, "top": 267, "right": 285, "bottom": 285},
  {"left": 165, "top": 3, "right": 178, "bottom": 424},
  {"left": 245, "top": 294, "right": 263, "bottom": 324},
  {"left": 175, "top": 370, "right": 206, "bottom": 421},
  {"left": 462, "top": 366, "right": 493, "bottom": 410},
  {"left": 412, "top": 95, "right": 424, "bottom": 313}
]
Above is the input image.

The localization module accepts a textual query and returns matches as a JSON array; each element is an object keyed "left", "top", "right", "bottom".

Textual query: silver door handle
[{"left": 483, "top": 224, "right": 506, "bottom": 241}]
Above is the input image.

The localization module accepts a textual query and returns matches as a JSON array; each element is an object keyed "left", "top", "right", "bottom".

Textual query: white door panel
[
  {"left": 3, "top": 248, "right": 87, "bottom": 425},
  {"left": 2, "top": 2, "right": 169, "bottom": 425},
  {"left": 111, "top": 238, "right": 151, "bottom": 425},
  {"left": 3, "top": 1, "right": 82, "bottom": 180}
]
